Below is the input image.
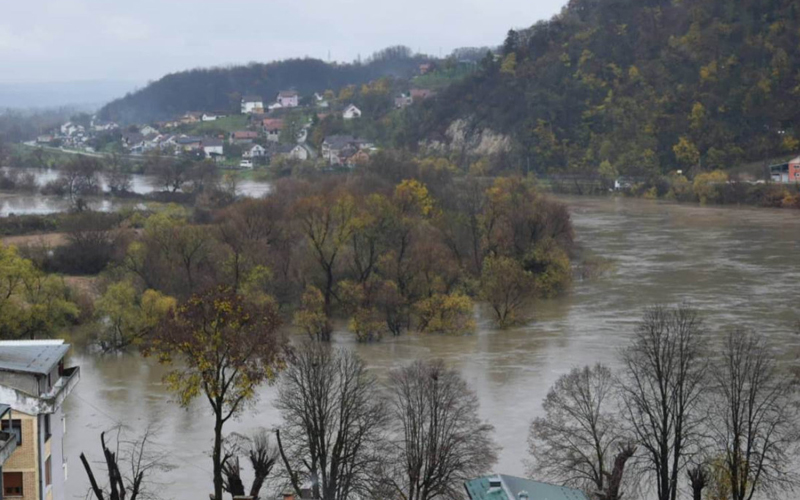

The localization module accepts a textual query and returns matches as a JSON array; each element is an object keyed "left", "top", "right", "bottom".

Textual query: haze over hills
[{"left": 0, "top": 80, "right": 142, "bottom": 110}]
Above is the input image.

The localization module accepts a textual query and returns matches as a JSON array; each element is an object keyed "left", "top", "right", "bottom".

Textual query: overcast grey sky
[{"left": 0, "top": 0, "right": 566, "bottom": 85}]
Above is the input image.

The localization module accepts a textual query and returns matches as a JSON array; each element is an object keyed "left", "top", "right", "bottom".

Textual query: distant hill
[
  {"left": 98, "top": 47, "right": 430, "bottom": 124},
  {"left": 405, "top": 0, "right": 800, "bottom": 176}
]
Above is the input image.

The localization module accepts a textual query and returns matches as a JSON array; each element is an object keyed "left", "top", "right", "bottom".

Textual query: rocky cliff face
[{"left": 427, "top": 119, "right": 513, "bottom": 157}]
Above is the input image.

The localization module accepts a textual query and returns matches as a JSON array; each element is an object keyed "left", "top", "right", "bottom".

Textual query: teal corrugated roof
[{"left": 465, "top": 475, "right": 589, "bottom": 500}]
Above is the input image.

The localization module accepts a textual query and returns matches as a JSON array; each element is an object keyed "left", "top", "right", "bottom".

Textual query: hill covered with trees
[
  {"left": 404, "top": 0, "right": 800, "bottom": 178},
  {"left": 98, "top": 46, "right": 430, "bottom": 124}
]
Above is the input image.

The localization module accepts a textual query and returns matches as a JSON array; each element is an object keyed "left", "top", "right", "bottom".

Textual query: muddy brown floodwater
[{"left": 63, "top": 196, "right": 800, "bottom": 499}]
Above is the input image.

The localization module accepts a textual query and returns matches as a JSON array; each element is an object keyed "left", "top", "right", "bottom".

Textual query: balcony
[{"left": 41, "top": 367, "right": 80, "bottom": 411}]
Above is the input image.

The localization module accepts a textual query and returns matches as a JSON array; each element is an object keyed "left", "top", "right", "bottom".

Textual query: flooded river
[
  {"left": 62, "top": 197, "right": 800, "bottom": 499},
  {"left": 0, "top": 167, "right": 271, "bottom": 215}
]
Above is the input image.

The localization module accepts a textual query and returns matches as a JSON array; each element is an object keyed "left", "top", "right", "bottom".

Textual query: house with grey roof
[
  {"left": 201, "top": 137, "right": 225, "bottom": 160},
  {"left": 241, "top": 95, "right": 265, "bottom": 114},
  {"left": 276, "top": 90, "right": 299, "bottom": 108},
  {"left": 321, "top": 135, "right": 369, "bottom": 165},
  {"left": 465, "top": 475, "right": 589, "bottom": 500},
  {"left": 0, "top": 340, "right": 80, "bottom": 500}
]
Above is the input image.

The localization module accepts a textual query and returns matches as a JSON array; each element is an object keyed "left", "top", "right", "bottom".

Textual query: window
[
  {"left": 45, "top": 456, "right": 51, "bottom": 487},
  {"left": 3, "top": 472, "right": 23, "bottom": 497},
  {"left": 1, "top": 419, "right": 21, "bottom": 445},
  {"left": 44, "top": 414, "right": 51, "bottom": 441}
]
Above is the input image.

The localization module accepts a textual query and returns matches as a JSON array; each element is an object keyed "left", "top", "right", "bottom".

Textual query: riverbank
[{"left": 544, "top": 171, "right": 800, "bottom": 210}]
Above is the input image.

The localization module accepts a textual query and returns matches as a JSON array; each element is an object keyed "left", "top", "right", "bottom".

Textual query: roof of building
[
  {"left": 0, "top": 404, "right": 10, "bottom": 418},
  {"left": 273, "top": 143, "right": 298, "bottom": 154},
  {"left": 278, "top": 90, "right": 298, "bottom": 98},
  {"left": 175, "top": 136, "right": 203, "bottom": 144},
  {"left": 323, "top": 135, "right": 365, "bottom": 150},
  {"left": 464, "top": 475, "right": 589, "bottom": 500},
  {"left": 0, "top": 341, "right": 69, "bottom": 376},
  {"left": 202, "top": 138, "right": 224, "bottom": 147},
  {"left": 262, "top": 118, "right": 284, "bottom": 131},
  {"left": 122, "top": 132, "right": 144, "bottom": 143},
  {"left": 231, "top": 130, "right": 259, "bottom": 139}
]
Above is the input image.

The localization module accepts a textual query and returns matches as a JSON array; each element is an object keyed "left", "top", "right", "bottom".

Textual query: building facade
[{"left": 0, "top": 341, "right": 80, "bottom": 500}]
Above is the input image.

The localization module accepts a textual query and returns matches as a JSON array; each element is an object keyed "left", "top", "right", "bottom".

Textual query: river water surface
[
  {"left": 62, "top": 196, "right": 800, "bottom": 499},
  {"left": 0, "top": 168, "right": 271, "bottom": 215}
]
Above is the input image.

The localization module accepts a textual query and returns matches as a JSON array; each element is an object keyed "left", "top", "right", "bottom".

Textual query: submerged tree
[
  {"left": 384, "top": 359, "right": 497, "bottom": 500},
  {"left": 94, "top": 281, "right": 175, "bottom": 352},
  {"left": 143, "top": 287, "right": 286, "bottom": 500},
  {"left": 619, "top": 305, "right": 708, "bottom": 500},
  {"left": 276, "top": 342, "right": 387, "bottom": 500},
  {"left": 480, "top": 255, "right": 535, "bottom": 327}
]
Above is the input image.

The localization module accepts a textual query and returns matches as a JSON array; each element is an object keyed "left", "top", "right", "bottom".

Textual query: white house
[
  {"left": 290, "top": 144, "right": 310, "bottom": 161},
  {"left": 342, "top": 104, "right": 362, "bottom": 120},
  {"left": 139, "top": 125, "right": 158, "bottom": 136},
  {"left": 262, "top": 119, "right": 284, "bottom": 143},
  {"left": 0, "top": 340, "right": 80, "bottom": 500},
  {"left": 241, "top": 95, "right": 264, "bottom": 114},
  {"left": 59, "top": 122, "right": 84, "bottom": 136},
  {"left": 202, "top": 113, "right": 220, "bottom": 122},
  {"left": 243, "top": 144, "right": 267, "bottom": 158},
  {"left": 276, "top": 90, "right": 299, "bottom": 108},
  {"left": 273, "top": 144, "right": 310, "bottom": 162},
  {"left": 202, "top": 138, "right": 224, "bottom": 159}
]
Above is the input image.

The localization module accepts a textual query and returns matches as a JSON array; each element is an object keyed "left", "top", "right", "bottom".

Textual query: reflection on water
[
  {"left": 63, "top": 196, "right": 800, "bottom": 499},
  {"left": 0, "top": 167, "right": 271, "bottom": 216}
]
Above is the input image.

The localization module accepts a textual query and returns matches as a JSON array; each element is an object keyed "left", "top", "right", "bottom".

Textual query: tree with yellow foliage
[
  {"left": 94, "top": 280, "right": 175, "bottom": 352},
  {"left": 144, "top": 287, "right": 286, "bottom": 500}
]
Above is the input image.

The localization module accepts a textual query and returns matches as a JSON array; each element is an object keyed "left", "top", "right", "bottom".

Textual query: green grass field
[{"left": 185, "top": 115, "right": 249, "bottom": 135}]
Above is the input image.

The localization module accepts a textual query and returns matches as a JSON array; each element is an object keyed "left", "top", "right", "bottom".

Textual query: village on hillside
[{"left": 29, "top": 65, "right": 444, "bottom": 173}]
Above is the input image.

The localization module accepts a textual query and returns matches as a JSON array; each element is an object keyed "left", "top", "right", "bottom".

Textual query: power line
[{"left": 72, "top": 392, "right": 213, "bottom": 474}]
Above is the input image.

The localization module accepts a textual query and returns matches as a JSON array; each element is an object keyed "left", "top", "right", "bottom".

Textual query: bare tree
[
  {"left": 619, "top": 305, "right": 708, "bottom": 500},
  {"left": 597, "top": 443, "right": 637, "bottom": 500},
  {"left": 275, "top": 342, "right": 387, "bottom": 500},
  {"left": 686, "top": 465, "right": 708, "bottom": 500},
  {"left": 80, "top": 426, "right": 172, "bottom": 500},
  {"left": 528, "top": 364, "right": 624, "bottom": 493},
  {"left": 709, "top": 328, "right": 800, "bottom": 500},
  {"left": 383, "top": 359, "right": 497, "bottom": 500},
  {"left": 222, "top": 428, "right": 279, "bottom": 499}
]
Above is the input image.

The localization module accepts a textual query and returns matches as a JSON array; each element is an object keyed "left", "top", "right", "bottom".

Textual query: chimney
[
  {"left": 283, "top": 493, "right": 295, "bottom": 500},
  {"left": 518, "top": 491, "right": 529, "bottom": 500}
]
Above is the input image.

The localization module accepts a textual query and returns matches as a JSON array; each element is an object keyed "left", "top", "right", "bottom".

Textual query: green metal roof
[{"left": 465, "top": 475, "right": 590, "bottom": 500}]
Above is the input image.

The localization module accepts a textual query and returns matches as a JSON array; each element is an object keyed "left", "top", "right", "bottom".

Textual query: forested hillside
[
  {"left": 405, "top": 0, "right": 800, "bottom": 176},
  {"left": 99, "top": 47, "right": 429, "bottom": 124}
]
